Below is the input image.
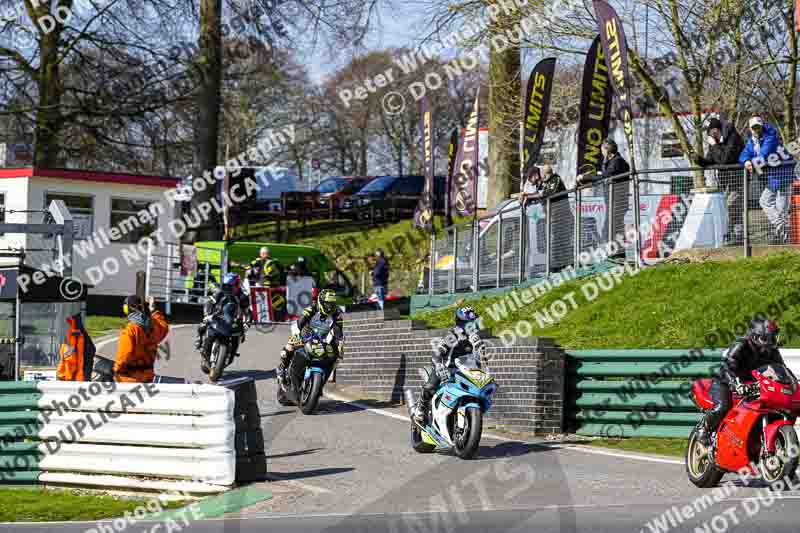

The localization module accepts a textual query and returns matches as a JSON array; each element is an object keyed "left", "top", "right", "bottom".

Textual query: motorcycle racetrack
[{"left": 8, "top": 324, "right": 800, "bottom": 533}]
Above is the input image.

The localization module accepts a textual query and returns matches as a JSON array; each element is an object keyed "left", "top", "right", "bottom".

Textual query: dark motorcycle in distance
[
  {"left": 277, "top": 320, "right": 339, "bottom": 415},
  {"left": 200, "top": 301, "right": 247, "bottom": 383}
]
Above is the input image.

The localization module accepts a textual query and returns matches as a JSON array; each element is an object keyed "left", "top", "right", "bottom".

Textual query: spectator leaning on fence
[
  {"left": 520, "top": 166, "right": 544, "bottom": 208},
  {"left": 372, "top": 249, "right": 389, "bottom": 310},
  {"left": 739, "top": 115, "right": 793, "bottom": 244},
  {"left": 699, "top": 117, "right": 746, "bottom": 245}
]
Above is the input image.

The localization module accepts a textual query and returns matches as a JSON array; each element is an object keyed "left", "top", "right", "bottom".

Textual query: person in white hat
[{"left": 739, "top": 115, "right": 792, "bottom": 244}]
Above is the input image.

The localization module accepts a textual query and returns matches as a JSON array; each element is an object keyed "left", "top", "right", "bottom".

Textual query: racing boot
[
  {"left": 194, "top": 330, "right": 204, "bottom": 350},
  {"left": 277, "top": 349, "right": 291, "bottom": 385},
  {"left": 413, "top": 392, "right": 431, "bottom": 425}
]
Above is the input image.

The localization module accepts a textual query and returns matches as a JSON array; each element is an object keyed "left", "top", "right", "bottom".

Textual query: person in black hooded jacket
[
  {"left": 696, "top": 317, "right": 785, "bottom": 445},
  {"left": 698, "top": 117, "right": 746, "bottom": 245}
]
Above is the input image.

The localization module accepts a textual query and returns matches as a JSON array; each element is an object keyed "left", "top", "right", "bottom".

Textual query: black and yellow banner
[
  {"left": 521, "top": 58, "right": 556, "bottom": 178},
  {"left": 451, "top": 88, "right": 480, "bottom": 216},
  {"left": 594, "top": 0, "right": 636, "bottom": 172},
  {"left": 445, "top": 128, "right": 458, "bottom": 227},
  {"left": 576, "top": 35, "right": 612, "bottom": 176},
  {"left": 414, "top": 95, "right": 435, "bottom": 231}
]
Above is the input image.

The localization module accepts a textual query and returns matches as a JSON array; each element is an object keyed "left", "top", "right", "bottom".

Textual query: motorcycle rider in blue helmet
[{"left": 412, "top": 306, "right": 484, "bottom": 424}]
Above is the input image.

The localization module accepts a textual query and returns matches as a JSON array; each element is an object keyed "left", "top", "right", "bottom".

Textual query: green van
[{"left": 187, "top": 241, "right": 354, "bottom": 302}]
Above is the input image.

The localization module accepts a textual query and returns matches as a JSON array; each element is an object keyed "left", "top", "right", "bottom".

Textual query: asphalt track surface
[{"left": 6, "top": 323, "right": 800, "bottom": 533}]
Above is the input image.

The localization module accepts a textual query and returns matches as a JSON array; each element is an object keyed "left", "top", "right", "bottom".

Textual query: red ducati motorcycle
[{"left": 687, "top": 364, "right": 800, "bottom": 487}]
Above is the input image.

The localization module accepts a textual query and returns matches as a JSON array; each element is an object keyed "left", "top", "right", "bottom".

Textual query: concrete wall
[{"left": 337, "top": 309, "right": 565, "bottom": 436}]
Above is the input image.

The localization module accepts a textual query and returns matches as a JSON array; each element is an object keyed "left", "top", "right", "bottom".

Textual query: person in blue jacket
[{"left": 739, "top": 116, "right": 793, "bottom": 244}]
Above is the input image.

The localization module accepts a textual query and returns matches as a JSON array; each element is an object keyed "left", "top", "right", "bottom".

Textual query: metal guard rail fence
[{"left": 428, "top": 162, "right": 800, "bottom": 295}]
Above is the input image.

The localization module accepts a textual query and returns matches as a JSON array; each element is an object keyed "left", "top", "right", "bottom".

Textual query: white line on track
[{"left": 323, "top": 391, "right": 685, "bottom": 466}]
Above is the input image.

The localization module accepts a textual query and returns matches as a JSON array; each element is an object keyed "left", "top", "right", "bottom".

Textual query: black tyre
[
  {"left": 760, "top": 425, "right": 800, "bottom": 484},
  {"left": 300, "top": 372, "right": 324, "bottom": 415},
  {"left": 685, "top": 426, "right": 724, "bottom": 488},
  {"left": 410, "top": 425, "right": 435, "bottom": 453},
  {"left": 454, "top": 407, "right": 482, "bottom": 459},
  {"left": 209, "top": 343, "right": 227, "bottom": 383},
  {"left": 200, "top": 359, "right": 210, "bottom": 375},
  {"left": 277, "top": 384, "right": 293, "bottom": 406}
]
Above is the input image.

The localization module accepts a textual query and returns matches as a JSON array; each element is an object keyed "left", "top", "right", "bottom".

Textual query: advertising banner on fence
[
  {"left": 414, "top": 96, "right": 435, "bottom": 230},
  {"left": 576, "top": 35, "right": 612, "bottom": 177},
  {"left": 594, "top": 0, "right": 636, "bottom": 171},
  {"left": 521, "top": 58, "right": 556, "bottom": 178},
  {"left": 451, "top": 88, "right": 480, "bottom": 216}
]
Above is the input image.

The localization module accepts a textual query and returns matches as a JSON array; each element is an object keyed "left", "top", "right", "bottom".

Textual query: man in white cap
[{"left": 739, "top": 115, "right": 792, "bottom": 244}]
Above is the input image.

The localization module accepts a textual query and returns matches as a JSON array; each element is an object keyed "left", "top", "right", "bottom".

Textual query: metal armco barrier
[
  {"left": 0, "top": 381, "right": 237, "bottom": 491},
  {"left": 565, "top": 349, "right": 800, "bottom": 438}
]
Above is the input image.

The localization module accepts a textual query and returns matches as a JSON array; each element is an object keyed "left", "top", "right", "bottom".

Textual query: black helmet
[
  {"left": 747, "top": 317, "right": 779, "bottom": 353},
  {"left": 455, "top": 306, "right": 479, "bottom": 330},
  {"left": 318, "top": 289, "right": 338, "bottom": 316}
]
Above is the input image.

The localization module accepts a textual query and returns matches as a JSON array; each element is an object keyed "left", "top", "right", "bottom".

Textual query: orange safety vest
[{"left": 57, "top": 315, "right": 96, "bottom": 381}]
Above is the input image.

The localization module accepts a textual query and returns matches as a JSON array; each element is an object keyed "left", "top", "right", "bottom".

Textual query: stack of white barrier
[{"left": 30, "top": 382, "right": 235, "bottom": 493}]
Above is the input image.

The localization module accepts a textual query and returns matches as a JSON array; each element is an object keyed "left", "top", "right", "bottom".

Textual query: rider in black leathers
[
  {"left": 412, "top": 306, "right": 484, "bottom": 425},
  {"left": 697, "top": 317, "right": 784, "bottom": 445},
  {"left": 195, "top": 273, "right": 251, "bottom": 359},
  {"left": 277, "top": 289, "right": 343, "bottom": 384}
]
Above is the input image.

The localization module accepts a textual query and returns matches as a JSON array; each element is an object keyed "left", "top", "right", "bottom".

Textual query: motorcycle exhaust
[{"left": 404, "top": 388, "right": 417, "bottom": 416}]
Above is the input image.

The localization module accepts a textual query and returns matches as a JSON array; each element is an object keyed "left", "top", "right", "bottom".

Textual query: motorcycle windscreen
[{"left": 757, "top": 365, "right": 797, "bottom": 387}]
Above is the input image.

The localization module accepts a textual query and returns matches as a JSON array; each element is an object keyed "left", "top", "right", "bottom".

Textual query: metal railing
[
  {"left": 427, "top": 162, "right": 799, "bottom": 295},
  {"left": 146, "top": 242, "right": 223, "bottom": 313}
]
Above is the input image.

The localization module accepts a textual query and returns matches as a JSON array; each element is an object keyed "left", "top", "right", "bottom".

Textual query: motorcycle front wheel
[
  {"left": 300, "top": 372, "right": 324, "bottom": 415},
  {"left": 453, "top": 406, "right": 482, "bottom": 459},
  {"left": 209, "top": 342, "right": 227, "bottom": 383},
  {"left": 760, "top": 425, "right": 800, "bottom": 484},
  {"left": 685, "top": 425, "right": 724, "bottom": 488}
]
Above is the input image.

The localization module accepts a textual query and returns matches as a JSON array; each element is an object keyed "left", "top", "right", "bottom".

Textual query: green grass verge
[
  {"left": 586, "top": 437, "right": 687, "bottom": 458},
  {"left": 413, "top": 253, "right": 800, "bottom": 348},
  {"left": 0, "top": 488, "right": 186, "bottom": 522},
  {"left": 85, "top": 316, "right": 128, "bottom": 339}
]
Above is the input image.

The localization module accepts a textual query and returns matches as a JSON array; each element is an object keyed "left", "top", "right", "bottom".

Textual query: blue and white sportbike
[
  {"left": 277, "top": 319, "right": 339, "bottom": 415},
  {"left": 405, "top": 353, "right": 498, "bottom": 459}
]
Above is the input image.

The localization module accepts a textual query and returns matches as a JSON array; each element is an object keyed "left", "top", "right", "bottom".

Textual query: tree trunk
[
  {"left": 487, "top": 44, "right": 520, "bottom": 209},
  {"left": 32, "top": 1, "right": 71, "bottom": 167},
  {"left": 189, "top": 0, "right": 224, "bottom": 242},
  {"left": 784, "top": 0, "right": 798, "bottom": 142}
]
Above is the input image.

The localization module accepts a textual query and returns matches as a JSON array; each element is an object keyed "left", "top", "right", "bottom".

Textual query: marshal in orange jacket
[{"left": 113, "top": 311, "right": 169, "bottom": 383}]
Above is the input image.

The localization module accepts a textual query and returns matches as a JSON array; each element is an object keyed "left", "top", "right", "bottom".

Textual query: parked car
[
  {"left": 315, "top": 176, "right": 375, "bottom": 211},
  {"left": 340, "top": 175, "right": 446, "bottom": 219}
]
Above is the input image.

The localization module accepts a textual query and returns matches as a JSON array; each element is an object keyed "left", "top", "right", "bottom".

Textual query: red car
[{"left": 315, "top": 176, "right": 375, "bottom": 211}]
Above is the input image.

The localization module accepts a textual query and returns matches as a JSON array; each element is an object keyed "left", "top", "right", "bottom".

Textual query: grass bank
[
  {"left": 586, "top": 437, "right": 686, "bottom": 458},
  {"left": 85, "top": 316, "right": 128, "bottom": 339},
  {"left": 0, "top": 488, "right": 185, "bottom": 522},
  {"left": 413, "top": 253, "right": 800, "bottom": 348}
]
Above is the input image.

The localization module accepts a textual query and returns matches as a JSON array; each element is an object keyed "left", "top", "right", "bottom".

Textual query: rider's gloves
[{"left": 733, "top": 378, "right": 747, "bottom": 397}]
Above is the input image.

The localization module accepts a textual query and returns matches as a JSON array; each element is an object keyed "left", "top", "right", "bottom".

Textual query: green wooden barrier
[
  {"left": 565, "top": 349, "right": 726, "bottom": 439},
  {"left": 0, "top": 382, "right": 44, "bottom": 485}
]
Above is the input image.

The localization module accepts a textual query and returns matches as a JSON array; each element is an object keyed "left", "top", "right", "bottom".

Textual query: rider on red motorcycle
[{"left": 697, "top": 317, "right": 784, "bottom": 445}]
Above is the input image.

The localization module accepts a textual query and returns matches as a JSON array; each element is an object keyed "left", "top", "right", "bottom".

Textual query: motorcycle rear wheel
[
  {"left": 300, "top": 372, "right": 324, "bottom": 415},
  {"left": 454, "top": 407, "right": 482, "bottom": 459},
  {"left": 760, "top": 425, "right": 800, "bottom": 484},
  {"left": 685, "top": 426, "right": 724, "bottom": 488},
  {"left": 209, "top": 343, "right": 227, "bottom": 383}
]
